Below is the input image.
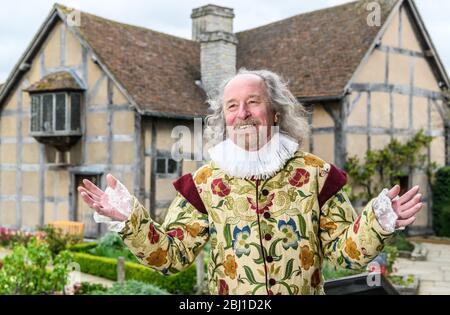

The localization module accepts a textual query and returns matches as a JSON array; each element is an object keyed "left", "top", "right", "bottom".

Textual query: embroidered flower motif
[
  {"left": 311, "top": 268, "right": 321, "bottom": 288},
  {"left": 304, "top": 155, "right": 325, "bottom": 168},
  {"left": 299, "top": 245, "right": 314, "bottom": 271},
  {"left": 278, "top": 218, "right": 301, "bottom": 250},
  {"left": 211, "top": 179, "right": 231, "bottom": 197},
  {"left": 258, "top": 221, "right": 275, "bottom": 239},
  {"left": 232, "top": 226, "right": 251, "bottom": 257},
  {"left": 194, "top": 166, "right": 212, "bottom": 185},
  {"left": 218, "top": 279, "right": 229, "bottom": 295},
  {"left": 288, "top": 168, "right": 310, "bottom": 187},
  {"left": 223, "top": 254, "right": 238, "bottom": 279},
  {"left": 345, "top": 237, "right": 361, "bottom": 260},
  {"left": 146, "top": 248, "right": 168, "bottom": 267},
  {"left": 320, "top": 217, "right": 337, "bottom": 235},
  {"left": 186, "top": 222, "right": 202, "bottom": 237},
  {"left": 148, "top": 223, "right": 160, "bottom": 244},
  {"left": 247, "top": 193, "right": 275, "bottom": 214},
  {"left": 353, "top": 215, "right": 362, "bottom": 234},
  {"left": 167, "top": 227, "right": 184, "bottom": 241}
]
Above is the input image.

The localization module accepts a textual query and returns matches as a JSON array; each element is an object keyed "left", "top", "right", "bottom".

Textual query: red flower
[
  {"left": 247, "top": 193, "right": 275, "bottom": 214},
  {"left": 148, "top": 224, "right": 160, "bottom": 244},
  {"left": 353, "top": 215, "right": 362, "bottom": 234},
  {"left": 218, "top": 279, "right": 229, "bottom": 295},
  {"left": 311, "top": 269, "right": 321, "bottom": 288},
  {"left": 211, "top": 179, "right": 231, "bottom": 197},
  {"left": 288, "top": 168, "right": 310, "bottom": 187},
  {"left": 167, "top": 228, "right": 184, "bottom": 241}
]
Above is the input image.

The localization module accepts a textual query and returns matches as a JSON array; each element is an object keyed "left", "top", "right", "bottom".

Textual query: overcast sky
[{"left": 0, "top": 0, "right": 449, "bottom": 83}]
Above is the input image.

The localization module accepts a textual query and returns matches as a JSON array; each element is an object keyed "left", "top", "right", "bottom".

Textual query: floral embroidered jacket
[{"left": 119, "top": 151, "right": 394, "bottom": 295}]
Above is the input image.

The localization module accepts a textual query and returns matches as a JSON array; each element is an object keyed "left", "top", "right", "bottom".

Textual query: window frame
[
  {"left": 30, "top": 91, "right": 82, "bottom": 136},
  {"left": 154, "top": 151, "right": 181, "bottom": 179}
]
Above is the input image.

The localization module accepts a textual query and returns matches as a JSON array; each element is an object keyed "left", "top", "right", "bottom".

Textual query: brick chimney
[{"left": 191, "top": 4, "right": 237, "bottom": 97}]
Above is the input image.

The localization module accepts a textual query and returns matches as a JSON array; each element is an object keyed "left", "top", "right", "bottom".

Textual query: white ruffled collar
[{"left": 208, "top": 132, "right": 299, "bottom": 180}]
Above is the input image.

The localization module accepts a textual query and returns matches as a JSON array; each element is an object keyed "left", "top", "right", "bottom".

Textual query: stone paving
[{"left": 393, "top": 242, "right": 450, "bottom": 295}]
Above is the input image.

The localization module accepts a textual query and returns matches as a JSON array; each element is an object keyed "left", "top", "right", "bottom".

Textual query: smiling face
[{"left": 223, "top": 74, "right": 277, "bottom": 151}]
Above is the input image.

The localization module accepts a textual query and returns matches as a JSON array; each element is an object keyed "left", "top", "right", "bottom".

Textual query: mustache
[{"left": 233, "top": 118, "right": 260, "bottom": 129}]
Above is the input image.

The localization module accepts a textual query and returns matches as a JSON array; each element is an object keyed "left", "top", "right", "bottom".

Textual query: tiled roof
[
  {"left": 236, "top": 0, "right": 398, "bottom": 99},
  {"left": 63, "top": 6, "right": 208, "bottom": 117},
  {"left": 24, "top": 71, "right": 84, "bottom": 93},
  {"left": 55, "top": 0, "right": 398, "bottom": 116}
]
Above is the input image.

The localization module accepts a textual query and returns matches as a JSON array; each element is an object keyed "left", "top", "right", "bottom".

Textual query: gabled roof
[{"left": 25, "top": 71, "right": 84, "bottom": 93}]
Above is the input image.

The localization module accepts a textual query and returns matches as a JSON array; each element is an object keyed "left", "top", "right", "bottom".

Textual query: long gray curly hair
[{"left": 204, "top": 68, "right": 310, "bottom": 147}]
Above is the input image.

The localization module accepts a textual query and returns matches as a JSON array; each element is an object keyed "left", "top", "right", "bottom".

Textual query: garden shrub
[
  {"left": 321, "top": 259, "right": 363, "bottom": 280},
  {"left": 73, "top": 282, "right": 108, "bottom": 295},
  {"left": 37, "top": 225, "right": 82, "bottom": 256},
  {"left": 73, "top": 252, "right": 197, "bottom": 294},
  {"left": 387, "top": 232, "right": 414, "bottom": 252},
  {"left": 431, "top": 166, "right": 450, "bottom": 237},
  {"left": 89, "top": 280, "right": 170, "bottom": 295},
  {"left": 68, "top": 242, "right": 98, "bottom": 252},
  {"left": 0, "top": 227, "right": 35, "bottom": 248},
  {"left": 87, "top": 232, "right": 137, "bottom": 263},
  {"left": 0, "top": 237, "right": 73, "bottom": 294},
  {"left": 344, "top": 130, "right": 435, "bottom": 203}
]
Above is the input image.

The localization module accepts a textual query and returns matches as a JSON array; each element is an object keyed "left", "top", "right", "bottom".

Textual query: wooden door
[{"left": 75, "top": 174, "right": 102, "bottom": 239}]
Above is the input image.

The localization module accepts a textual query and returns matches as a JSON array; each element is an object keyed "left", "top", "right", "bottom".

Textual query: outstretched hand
[
  {"left": 77, "top": 173, "right": 128, "bottom": 221},
  {"left": 386, "top": 185, "right": 423, "bottom": 229}
]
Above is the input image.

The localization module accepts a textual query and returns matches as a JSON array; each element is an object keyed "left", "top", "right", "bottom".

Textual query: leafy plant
[
  {"left": 89, "top": 280, "right": 170, "bottom": 295},
  {"left": 87, "top": 232, "right": 138, "bottom": 263},
  {"left": 321, "top": 259, "right": 363, "bottom": 280},
  {"left": 0, "top": 227, "right": 36, "bottom": 248},
  {"left": 382, "top": 245, "right": 398, "bottom": 275},
  {"left": 431, "top": 166, "right": 450, "bottom": 237},
  {"left": 37, "top": 225, "right": 81, "bottom": 256},
  {"left": 388, "top": 274, "right": 415, "bottom": 286},
  {"left": 387, "top": 232, "right": 414, "bottom": 252},
  {"left": 0, "top": 237, "right": 73, "bottom": 294},
  {"left": 344, "top": 130, "right": 435, "bottom": 203},
  {"left": 73, "top": 282, "right": 108, "bottom": 295}
]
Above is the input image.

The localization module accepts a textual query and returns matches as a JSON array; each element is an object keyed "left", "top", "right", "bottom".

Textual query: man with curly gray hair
[
  {"left": 204, "top": 68, "right": 310, "bottom": 151},
  {"left": 79, "top": 68, "right": 423, "bottom": 295}
]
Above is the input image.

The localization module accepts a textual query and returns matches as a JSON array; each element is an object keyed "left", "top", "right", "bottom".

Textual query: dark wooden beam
[
  {"left": 15, "top": 89, "right": 23, "bottom": 228},
  {"left": 39, "top": 143, "right": 45, "bottom": 226},
  {"left": 377, "top": 45, "right": 425, "bottom": 58},
  {"left": 150, "top": 118, "right": 157, "bottom": 219},
  {"left": 106, "top": 79, "right": 113, "bottom": 168},
  {"left": 350, "top": 83, "right": 442, "bottom": 99},
  {"left": 345, "top": 126, "right": 444, "bottom": 137},
  {"left": 134, "top": 110, "right": 145, "bottom": 202},
  {"left": 323, "top": 99, "right": 347, "bottom": 168}
]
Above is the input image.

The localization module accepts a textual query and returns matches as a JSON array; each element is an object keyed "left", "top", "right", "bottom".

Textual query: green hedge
[
  {"left": 68, "top": 242, "right": 98, "bottom": 252},
  {"left": 432, "top": 166, "right": 450, "bottom": 237},
  {"left": 73, "top": 252, "right": 197, "bottom": 294}
]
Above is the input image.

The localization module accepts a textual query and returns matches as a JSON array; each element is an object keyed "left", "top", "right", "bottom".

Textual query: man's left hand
[{"left": 387, "top": 185, "right": 423, "bottom": 229}]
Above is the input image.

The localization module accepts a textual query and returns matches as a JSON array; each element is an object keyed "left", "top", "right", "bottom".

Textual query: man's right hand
[{"left": 77, "top": 173, "right": 128, "bottom": 221}]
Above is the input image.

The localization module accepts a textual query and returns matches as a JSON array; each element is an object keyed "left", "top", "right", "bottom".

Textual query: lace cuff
[
  {"left": 93, "top": 179, "right": 134, "bottom": 232},
  {"left": 372, "top": 188, "right": 399, "bottom": 233}
]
